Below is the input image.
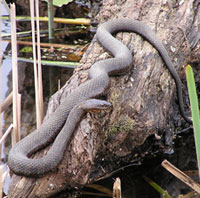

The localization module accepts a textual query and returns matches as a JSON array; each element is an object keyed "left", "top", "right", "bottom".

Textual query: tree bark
[{"left": 8, "top": 0, "right": 200, "bottom": 197}]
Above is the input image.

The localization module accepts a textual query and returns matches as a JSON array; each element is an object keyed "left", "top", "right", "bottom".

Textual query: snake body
[{"left": 8, "top": 19, "right": 191, "bottom": 177}]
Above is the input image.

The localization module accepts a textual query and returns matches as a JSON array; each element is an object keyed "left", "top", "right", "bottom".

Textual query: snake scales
[{"left": 8, "top": 19, "right": 191, "bottom": 177}]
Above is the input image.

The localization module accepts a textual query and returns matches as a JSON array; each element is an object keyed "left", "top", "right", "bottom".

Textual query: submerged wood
[{"left": 8, "top": 0, "right": 200, "bottom": 197}]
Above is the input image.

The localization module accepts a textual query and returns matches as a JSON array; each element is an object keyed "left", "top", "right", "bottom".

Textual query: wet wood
[{"left": 8, "top": 0, "right": 200, "bottom": 197}]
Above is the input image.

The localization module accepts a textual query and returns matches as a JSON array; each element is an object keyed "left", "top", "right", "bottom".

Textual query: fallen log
[{"left": 8, "top": 0, "right": 200, "bottom": 197}]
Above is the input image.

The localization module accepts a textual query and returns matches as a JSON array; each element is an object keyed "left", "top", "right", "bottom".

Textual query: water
[
  {"left": 1, "top": 2, "right": 11, "bottom": 107},
  {"left": 1, "top": 1, "right": 12, "bottom": 195}
]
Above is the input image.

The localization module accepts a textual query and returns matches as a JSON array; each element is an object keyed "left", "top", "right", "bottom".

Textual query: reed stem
[
  {"left": 36, "top": 0, "right": 44, "bottom": 124},
  {"left": 11, "top": 3, "right": 20, "bottom": 145}
]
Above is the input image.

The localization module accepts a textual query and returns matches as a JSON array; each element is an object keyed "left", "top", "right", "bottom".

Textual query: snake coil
[{"left": 8, "top": 19, "right": 191, "bottom": 177}]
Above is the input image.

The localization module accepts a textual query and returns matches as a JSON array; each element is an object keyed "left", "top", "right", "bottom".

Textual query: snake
[{"left": 7, "top": 18, "right": 192, "bottom": 177}]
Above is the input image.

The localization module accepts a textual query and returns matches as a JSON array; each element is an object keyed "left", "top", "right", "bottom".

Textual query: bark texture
[{"left": 8, "top": 0, "right": 200, "bottom": 197}]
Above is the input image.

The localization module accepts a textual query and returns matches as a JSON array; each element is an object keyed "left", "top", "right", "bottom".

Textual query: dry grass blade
[
  {"left": 162, "top": 160, "right": 200, "bottom": 194},
  {"left": 10, "top": 3, "right": 20, "bottom": 146},
  {"left": 86, "top": 184, "right": 112, "bottom": 196}
]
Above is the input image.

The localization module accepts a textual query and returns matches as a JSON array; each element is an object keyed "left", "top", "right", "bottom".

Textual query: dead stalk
[
  {"left": 10, "top": 3, "right": 20, "bottom": 146},
  {"left": 17, "top": 93, "right": 21, "bottom": 135},
  {"left": 0, "top": 92, "right": 13, "bottom": 113},
  {"left": 0, "top": 124, "right": 14, "bottom": 146},
  {"left": 162, "top": 159, "right": 200, "bottom": 194},
  {"left": 0, "top": 2, "right": 2, "bottom": 197},
  {"left": 35, "top": 0, "right": 44, "bottom": 123},
  {"left": 30, "top": 0, "right": 41, "bottom": 128},
  {"left": 2, "top": 39, "right": 86, "bottom": 49},
  {"left": 113, "top": 178, "right": 121, "bottom": 198}
]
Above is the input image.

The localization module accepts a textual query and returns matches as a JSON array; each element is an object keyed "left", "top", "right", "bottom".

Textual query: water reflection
[
  {"left": 1, "top": 1, "right": 12, "bottom": 195},
  {"left": 0, "top": 2, "right": 76, "bottom": 195}
]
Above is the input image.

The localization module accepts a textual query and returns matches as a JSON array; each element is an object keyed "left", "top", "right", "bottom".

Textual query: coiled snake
[{"left": 8, "top": 19, "right": 191, "bottom": 177}]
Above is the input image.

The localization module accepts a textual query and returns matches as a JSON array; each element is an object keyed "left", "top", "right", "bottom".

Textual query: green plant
[
  {"left": 143, "top": 176, "right": 172, "bottom": 198},
  {"left": 44, "top": 0, "right": 74, "bottom": 7},
  {"left": 186, "top": 65, "right": 200, "bottom": 177}
]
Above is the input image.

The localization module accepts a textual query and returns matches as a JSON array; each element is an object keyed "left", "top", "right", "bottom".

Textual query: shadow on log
[{"left": 8, "top": 0, "right": 200, "bottom": 197}]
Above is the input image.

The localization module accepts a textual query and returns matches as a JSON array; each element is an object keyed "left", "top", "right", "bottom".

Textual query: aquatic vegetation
[{"left": 186, "top": 65, "right": 200, "bottom": 178}]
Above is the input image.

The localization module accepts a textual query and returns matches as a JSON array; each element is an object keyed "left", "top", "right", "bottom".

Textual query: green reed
[{"left": 186, "top": 65, "right": 200, "bottom": 178}]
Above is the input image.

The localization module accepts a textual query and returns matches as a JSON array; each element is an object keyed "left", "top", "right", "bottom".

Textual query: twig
[
  {"left": 96, "top": 162, "right": 141, "bottom": 181},
  {"left": 162, "top": 159, "right": 200, "bottom": 194}
]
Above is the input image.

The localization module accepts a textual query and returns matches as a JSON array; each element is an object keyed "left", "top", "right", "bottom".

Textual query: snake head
[{"left": 78, "top": 99, "right": 112, "bottom": 112}]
